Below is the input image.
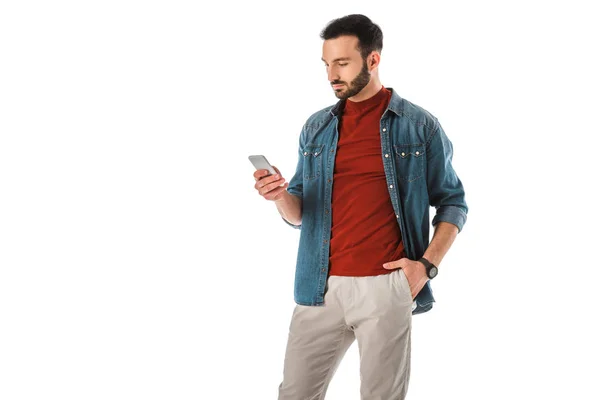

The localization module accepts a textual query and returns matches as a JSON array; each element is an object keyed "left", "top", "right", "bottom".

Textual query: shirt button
[
  {"left": 322, "top": 268, "right": 326, "bottom": 272},
  {"left": 382, "top": 128, "right": 387, "bottom": 132},
  {"left": 389, "top": 184, "right": 393, "bottom": 189},
  {"left": 304, "top": 151, "right": 308, "bottom": 156},
  {"left": 384, "top": 153, "right": 389, "bottom": 158},
  {"left": 415, "top": 151, "right": 420, "bottom": 155},
  {"left": 401, "top": 152, "right": 406, "bottom": 157},
  {"left": 396, "top": 214, "right": 399, "bottom": 218}
]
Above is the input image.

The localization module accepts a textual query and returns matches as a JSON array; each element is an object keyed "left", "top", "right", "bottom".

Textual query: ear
[{"left": 368, "top": 52, "right": 381, "bottom": 70}]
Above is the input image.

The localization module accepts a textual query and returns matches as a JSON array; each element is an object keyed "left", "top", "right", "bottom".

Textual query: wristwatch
[{"left": 418, "top": 257, "right": 438, "bottom": 279}]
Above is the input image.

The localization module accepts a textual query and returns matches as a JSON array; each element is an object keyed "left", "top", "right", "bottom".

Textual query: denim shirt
[{"left": 282, "top": 88, "right": 468, "bottom": 315}]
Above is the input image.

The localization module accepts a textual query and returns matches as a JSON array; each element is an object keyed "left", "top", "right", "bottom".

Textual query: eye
[{"left": 338, "top": 63, "right": 348, "bottom": 66}]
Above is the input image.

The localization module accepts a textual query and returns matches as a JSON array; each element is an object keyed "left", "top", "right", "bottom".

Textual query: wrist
[{"left": 274, "top": 189, "right": 292, "bottom": 203}]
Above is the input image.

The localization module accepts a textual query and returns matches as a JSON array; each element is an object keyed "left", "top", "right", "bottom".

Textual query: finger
[
  {"left": 254, "top": 173, "right": 277, "bottom": 189},
  {"left": 259, "top": 178, "right": 286, "bottom": 195},
  {"left": 265, "top": 183, "right": 289, "bottom": 200},
  {"left": 253, "top": 169, "right": 265, "bottom": 180},
  {"left": 265, "top": 182, "right": 289, "bottom": 199},
  {"left": 253, "top": 169, "right": 271, "bottom": 181},
  {"left": 383, "top": 261, "right": 399, "bottom": 269},
  {"left": 259, "top": 179, "right": 285, "bottom": 196},
  {"left": 256, "top": 173, "right": 282, "bottom": 189}
]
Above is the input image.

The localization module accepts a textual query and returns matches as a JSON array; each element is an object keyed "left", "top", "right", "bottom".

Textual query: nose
[{"left": 327, "top": 66, "right": 339, "bottom": 83}]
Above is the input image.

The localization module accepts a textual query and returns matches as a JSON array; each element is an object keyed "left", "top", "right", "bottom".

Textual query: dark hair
[{"left": 320, "top": 14, "right": 383, "bottom": 60}]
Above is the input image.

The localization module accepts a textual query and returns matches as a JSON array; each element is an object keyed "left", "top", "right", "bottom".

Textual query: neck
[{"left": 348, "top": 76, "right": 383, "bottom": 102}]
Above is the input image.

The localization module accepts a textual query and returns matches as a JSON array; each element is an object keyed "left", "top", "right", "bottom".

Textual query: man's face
[{"left": 322, "top": 35, "right": 371, "bottom": 100}]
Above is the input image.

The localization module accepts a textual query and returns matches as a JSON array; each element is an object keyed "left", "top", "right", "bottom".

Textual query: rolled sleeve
[
  {"left": 282, "top": 127, "right": 305, "bottom": 229},
  {"left": 426, "top": 119, "right": 468, "bottom": 232}
]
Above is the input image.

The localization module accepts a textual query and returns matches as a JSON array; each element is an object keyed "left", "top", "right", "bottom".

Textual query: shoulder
[
  {"left": 303, "top": 104, "right": 336, "bottom": 129},
  {"left": 393, "top": 94, "right": 439, "bottom": 132},
  {"left": 297, "top": 103, "right": 338, "bottom": 145}
]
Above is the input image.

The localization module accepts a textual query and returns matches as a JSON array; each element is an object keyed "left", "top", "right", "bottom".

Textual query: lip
[{"left": 332, "top": 84, "right": 345, "bottom": 89}]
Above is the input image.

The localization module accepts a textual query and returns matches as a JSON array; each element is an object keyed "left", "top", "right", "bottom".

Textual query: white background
[{"left": 1, "top": 1, "right": 598, "bottom": 399}]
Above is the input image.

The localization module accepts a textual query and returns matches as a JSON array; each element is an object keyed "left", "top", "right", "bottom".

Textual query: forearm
[
  {"left": 422, "top": 221, "right": 459, "bottom": 267},
  {"left": 275, "top": 191, "right": 302, "bottom": 226}
]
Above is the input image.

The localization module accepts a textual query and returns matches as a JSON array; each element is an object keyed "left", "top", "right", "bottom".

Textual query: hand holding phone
[{"left": 249, "top": 155, "right": 288, "bottom": 201}]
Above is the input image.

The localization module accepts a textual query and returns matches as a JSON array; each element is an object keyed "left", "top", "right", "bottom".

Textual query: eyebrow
[{"left": 321, "top": 57, "right": 352, "bottom": 63}]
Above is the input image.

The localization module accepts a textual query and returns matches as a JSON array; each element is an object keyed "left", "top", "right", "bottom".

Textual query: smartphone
[{"left": 248, "top": 155, "right": 277, "bottom": 176}]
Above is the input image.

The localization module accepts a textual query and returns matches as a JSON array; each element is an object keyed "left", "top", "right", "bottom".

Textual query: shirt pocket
[
  {"left": 302, "top": 143, "right": 325, "bottom": 180},
  {"left": 393, "top": 144, "right": 425, "bottom": 182}
]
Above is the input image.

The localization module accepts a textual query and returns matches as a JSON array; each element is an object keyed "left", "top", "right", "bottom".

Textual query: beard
[{"left": 331, "top": 59, "right": 371, "bottom": 100}]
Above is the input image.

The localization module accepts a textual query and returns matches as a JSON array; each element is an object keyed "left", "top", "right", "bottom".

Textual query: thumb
[{"left": 383, "top": 261, "right": 397, "bottom": 270}]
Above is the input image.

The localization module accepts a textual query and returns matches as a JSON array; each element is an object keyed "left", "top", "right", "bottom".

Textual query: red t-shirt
[{"left": 329, "top": 86, "right": 407, "bottom": 276}]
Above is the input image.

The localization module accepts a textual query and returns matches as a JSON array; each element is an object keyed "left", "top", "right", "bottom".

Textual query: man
[{"left": 252, "top": 14, "right": 467, "bottom": 400}]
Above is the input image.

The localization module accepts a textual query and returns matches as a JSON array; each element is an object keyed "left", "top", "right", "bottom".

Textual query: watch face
[{"left": 429, "top": 267, "right": 438, "bottom": 278}]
